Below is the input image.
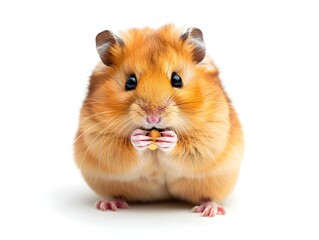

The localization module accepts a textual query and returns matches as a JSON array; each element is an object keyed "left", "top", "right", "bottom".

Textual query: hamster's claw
[
  {"left": 96, "top": 198, "right": 129, "bottom": 211},
  {"left": 192, "top": 201, "right": 226, "bottom": 217},
  {"left": 131, "top": 129, "right": 152, "bottom": 151},
  {"left": 156, "top": 130, "right": 178, "bottom": 152}
]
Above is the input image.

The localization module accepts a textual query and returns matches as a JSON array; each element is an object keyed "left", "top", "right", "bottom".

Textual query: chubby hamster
[{"left": 74, "top": 24, "right": 244, "bottom": 217}]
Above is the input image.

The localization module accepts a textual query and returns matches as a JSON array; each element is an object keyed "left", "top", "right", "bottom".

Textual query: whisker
[
  {"left": 103, "top": 117, "right": 133, "bottom": 172},
  {"left": 79, "top": 127, "right": 107, "bottom": 171},
  {"left": 167, "top": 89, "right": 181, "bottom": 104},
  {"left": 78, "top": 111, "right": 109, "bottom": 124},
  {"left": 80, "top": 112, "right": 129, "bottom": 171},
  {"left": 95, "top": 114, "right": 127, "bottom": 171},
  {"left": 110, "top": 121, "right": 134, "bottom": 167},
  {"left": 73, "top": 120, "right": 106, "bottom": 144}
]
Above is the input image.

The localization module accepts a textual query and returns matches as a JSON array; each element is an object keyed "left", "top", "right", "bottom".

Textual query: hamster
[{"left": 74, "top": 24, "right": 244, "bottom": 217}]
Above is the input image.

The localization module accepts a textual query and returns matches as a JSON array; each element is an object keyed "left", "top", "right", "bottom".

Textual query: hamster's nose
[{"left": 146, "top": 115, "right": 162, "bottom": 124}]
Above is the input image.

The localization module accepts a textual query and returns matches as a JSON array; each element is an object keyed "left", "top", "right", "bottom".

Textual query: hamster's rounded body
[{"left": 74, "top": 24, "right": 244, "bottom": 216}]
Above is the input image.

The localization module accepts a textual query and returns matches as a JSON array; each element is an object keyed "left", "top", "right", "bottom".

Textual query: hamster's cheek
[
  {"left": 163, "top": 105, "right": 180, "bottom": 124},
  {"left": 128, "top": 102, "right": 145, "bottom": 126}
]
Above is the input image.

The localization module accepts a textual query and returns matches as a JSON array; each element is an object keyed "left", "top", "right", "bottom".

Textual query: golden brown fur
[{"left": 74, "top": 24, "right": 244, "bottom": 205}]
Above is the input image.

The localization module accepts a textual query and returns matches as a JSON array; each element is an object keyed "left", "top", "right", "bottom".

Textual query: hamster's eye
[
  {"left": 171, "top": 72, "right": 183, "bottom": 88},
  {"left": 125, "top": 74, "right": 137, "bottom": 91}
]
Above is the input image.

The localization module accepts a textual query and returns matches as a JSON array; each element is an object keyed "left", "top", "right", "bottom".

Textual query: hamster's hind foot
[
  {"left": 95, "top": 198, "right": 129, "bottom": 211},
  {"left": 192, "top": 200, "right": 226, "bottom": 217}
]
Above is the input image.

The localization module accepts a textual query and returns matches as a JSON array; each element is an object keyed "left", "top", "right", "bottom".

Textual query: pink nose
[{"left": 146, "top": 115, "right": 162, "bottom": 124}]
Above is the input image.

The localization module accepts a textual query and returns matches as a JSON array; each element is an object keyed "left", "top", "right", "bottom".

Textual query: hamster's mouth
[
  {"left": 142, "top": 122, "right": 170, "bottom": 131},
  {"left": 142, "top": 127, "right": 171, "bottom": 132}
]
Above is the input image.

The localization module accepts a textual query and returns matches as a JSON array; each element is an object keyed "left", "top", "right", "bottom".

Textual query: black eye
[
  {"left": 171, "top": 72, "right": 183, "bottom": 88},
  {"left": 125, "top": 74, "right": 137, "bottom": 91}
]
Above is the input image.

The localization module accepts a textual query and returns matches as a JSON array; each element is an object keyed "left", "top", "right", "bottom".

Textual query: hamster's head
[{"left": 85, "top": 24, "right": 223, "bottom": 137}]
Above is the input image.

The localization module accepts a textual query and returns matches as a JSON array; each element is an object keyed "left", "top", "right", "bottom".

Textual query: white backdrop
[{"left": 1, "top": 0, "right": 318, "bottom": 239}]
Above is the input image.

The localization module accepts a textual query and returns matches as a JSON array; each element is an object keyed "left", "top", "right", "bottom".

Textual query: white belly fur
[{"left": 97, "top": 150, "right": 172, "bottom": 201}]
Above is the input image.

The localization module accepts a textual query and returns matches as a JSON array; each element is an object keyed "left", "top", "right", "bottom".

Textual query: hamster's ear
[
  {"left": 181, "top": 28, "right": 206, "bottom": 63},
  {"left": 96, "top": 30, "right": 124, "bottom": 66}
]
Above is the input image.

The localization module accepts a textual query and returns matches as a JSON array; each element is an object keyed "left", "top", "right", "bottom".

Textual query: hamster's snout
[
  {"left": 146, "top": 115, "right": 162, "bottom": 124},
  {"left": 143, "top": 105, "right": 167, "bottom": 127}
]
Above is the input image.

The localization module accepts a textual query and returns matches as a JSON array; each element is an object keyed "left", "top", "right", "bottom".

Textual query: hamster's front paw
[
  {"left": 130, "top": 129, "right": 152, "bottom": 151},
  {"left": 156, "top": 130, "right": 178, "bottom": 152}
]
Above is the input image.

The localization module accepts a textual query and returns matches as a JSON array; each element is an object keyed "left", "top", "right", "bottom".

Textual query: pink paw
[
  {"left": 192, "top": 200, "right": 226, "bottom": 217},
  {"left": 96, "top": 198, "right": 129, "bottom": 211},
  {"left": 156, "top": 130, "right": 178, "bottom": 152},
  {"left": 130, "top": 129, "right": 152, "bottom": 151}
]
